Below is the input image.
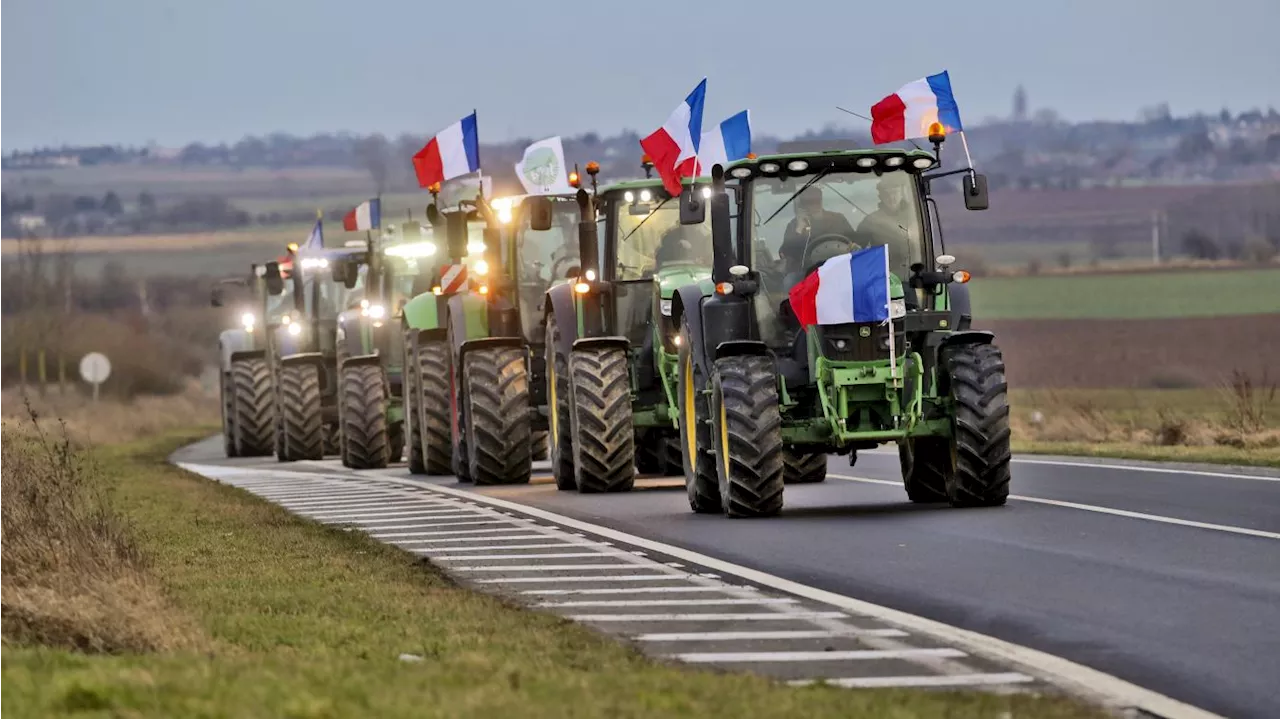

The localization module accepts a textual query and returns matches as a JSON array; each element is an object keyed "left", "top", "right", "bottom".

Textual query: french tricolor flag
[
  {"left": 698, "top": 110, "right": 752, "bottom": 176},
  {"left": 413, "top": 111, "right": 481, "bottom": 188},
  {"left": 787, "top": 245, "right": 891, "bottom": 328},
  {"left": 871, "top": 71, "right": 964, "bottom": 145},
  {"left": 343, "top": 199, "right": 380, "bottom": 232},
  {"left": 639, "top": 79, "right": 707, "bottom": 196}
]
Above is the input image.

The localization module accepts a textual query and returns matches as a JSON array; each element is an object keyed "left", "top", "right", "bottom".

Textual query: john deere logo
[
  {"left": 859, "top": 326, "right": 871, "bottom": 337},
  {"left": 523, "top": 147, "right": 561, "bottom": 188}
]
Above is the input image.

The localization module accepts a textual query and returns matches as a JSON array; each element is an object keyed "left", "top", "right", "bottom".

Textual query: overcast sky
[{"left": 3, "top": 0, "right": 1278, "bottom": 150}]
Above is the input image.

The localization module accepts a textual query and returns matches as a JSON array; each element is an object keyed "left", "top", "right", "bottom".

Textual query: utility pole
[{"left": 1151, "top": 210, "right": 1162, "bottom": 265}]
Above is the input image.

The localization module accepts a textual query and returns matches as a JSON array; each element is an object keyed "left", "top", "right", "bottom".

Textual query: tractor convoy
[{"left": 216, "top": 124, "right": 1010, "bottom": 519}]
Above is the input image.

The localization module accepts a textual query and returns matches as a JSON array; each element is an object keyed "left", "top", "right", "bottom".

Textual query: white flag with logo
[{"left": 515, "top": 136, "right": 573, "bottom": 195}]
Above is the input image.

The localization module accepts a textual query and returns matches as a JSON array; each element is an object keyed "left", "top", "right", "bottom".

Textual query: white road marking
[
  {"left": 431, "top": 552, "right": 630, "bottom": 561},
  {"left": 523, "top": 586, "right": 753, "bottom": 596},
  {"left": 363, "top": 520, "right": 509, "bottom": 532},
  {"left": 257, "top": 490, "right": 379, "bottom": 500},
  {"left": 537, "top": 598, "right": 799, "bottom": 608},
  {"left": 379, "top": 473, "right": 1224, "bottom": 719},
  {"left": 794, "top": 672, "right": 1036, "bottom": 688},
  {"left": 411, "top": 542, "right": 607, "bottom": 553},
  {"left": 392, "top": 534, "right": 550, "bottom": 544},
  {"left": 368, "top": 526, "right": 520, "bottom": 539},
  {"left": 673, "top": 648, "right": 965, "bottom": 662},
  {"left": 473, "top": 575, "right": 684, "bottom": 584},
  {"left": 1009, "top": 457, "right": 1280, "bottom": 482},
  {"left": 451, "top": 563, "right": 654, "bottom": 572},
  {"left": 303, "top": 508, "right": 478, "bottom": 520},
  {"left": 636, "top": 629, "right": 908, "bottom": 641},
  {"left": 831, "top": 474, "right": 1280, "bottom": 541},
  {"left": 281, "top": 499, "right": 445, "bottom": 512},
  {"left": 567, "top": 612, "right": 848, "bottom": 622},
  {"left": 336, "top": 513, "right": 482, "bottom": 524}
]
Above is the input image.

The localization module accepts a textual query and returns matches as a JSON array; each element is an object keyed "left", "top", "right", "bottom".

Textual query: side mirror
[
  {"left": 264, "top": 261, "right": 285, "bottom": 296},
  {"left": 963, "top": 173, "right": 989, "bottom": 211},
  {"left": 527, "top": 196, "right": 554, "bottom": 231},
  {"left": 332, "top": 260, "right": 360, "bottom": 289},
  {"left": 679, "top": 188, "right": 706, "bottom": 225},
  {"left": 210, "top": 287, "right": 224, "bottom": 307}
]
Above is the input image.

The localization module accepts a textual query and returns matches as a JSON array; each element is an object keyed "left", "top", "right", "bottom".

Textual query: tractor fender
[
  {"left": 458, "top": 336, "right": 525, "bottom": 363},
  {"left": 571, "top": 336, "right": 629, "bottom": 354},
  {"left": 279, "top": 351, "right": 325, "bottom": 370},
  {"left": 947, "top": 282, "right": 974, "bottom": 331},
  {"left": 341, "top": 354, "right": 382, "bottom": 369},
  {"left": 403, "top": 292, "right": 444, "bottom": 331},
  {"left": 445, "top": 293, "right": 490, "bottom": 359},
  {"left": 935, "top": 330, "right": 995, "bottom": 396},
  {"left": 545, "top": 283, "right": 579, "bottom": 357},
  {"left": 219, "top": 328, "right": 261, "bottom": 369},
  {"left": 713, "top": 339, "right": 771, "bottom": 361},
  {"left": 414, "top": 327, "right": 448, "bottom": 347}
]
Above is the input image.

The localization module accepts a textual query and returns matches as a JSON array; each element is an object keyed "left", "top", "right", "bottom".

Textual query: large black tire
[
  {"left": 278, "top": 363, "right": 324, "bottom": 461},
  {"left": 219, "top": 370, "right": 238, "bottom": 458},
  {"left": 782, "top": 451, "right": 828, "bottom": 484},
  {"left": 568, "top": 345, "right": 635, "bottom": 493},
  {"left": 544, "top": 315, "right": 575, "bottom": 491},
  {"left": 341, "top": 363, "right": 390, "bottom": 470},
  {"left": 530, "top": 430, "right": 549, "bottom": 462},
  {"left": 678, "top": 319, "right": 719, "bottom": 513},
  {"left": 898, "top": 437, "right": 950, "bottom": 502},
  {"left": 231, "top": 358, "right": 274, "bottom": 457},
  {"left": 944, "top": 343, "right": 1012, "bottom": 507},
  {"left": 710, "top": 355, "right": 784, "bottom": 518},
  {"left": 450, "top": 353, "right": 472, "bottom": 483},
  {"left": 414, "top": 341, "right": 454, "bottom": 475},
  {"left": 404, "top": 332, "right": 427, "bottom": 474},
  {"left": 464, "top": 347, "right": 533, "bottom": 485},
  {"left": 635, "top": 430, "right": 664, "bottom": 474}
]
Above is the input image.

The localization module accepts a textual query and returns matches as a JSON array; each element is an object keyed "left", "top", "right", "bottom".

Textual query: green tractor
[
  {"left": 672, "top": 137, "right": 1008, "bottom": 517},
  {"left": 264, "top": 243, "right": 368, "bottom": 461},
  {"left": 211, "top": 267, "right": 276, "bottom": 458},
  {"left": 535, "top": 161, "right": 721, "bottom": 493}
]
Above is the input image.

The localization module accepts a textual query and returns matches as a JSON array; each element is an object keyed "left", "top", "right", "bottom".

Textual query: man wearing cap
[
  {"left": 778, "top": 189, "right": 857, "bottom": 276},
  {"left": 855, "top": 174, "right": 916, "bottom": 275}
]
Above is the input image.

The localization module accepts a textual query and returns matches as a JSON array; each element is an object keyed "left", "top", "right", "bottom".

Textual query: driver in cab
[
  {"left": 855, "top": 174, "right": 914, "bottom": 272},
  {"left": 778, "top": 189, "right": 856, "bottom": 276}
]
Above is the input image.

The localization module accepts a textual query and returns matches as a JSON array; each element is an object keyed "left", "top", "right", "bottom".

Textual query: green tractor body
[
  {"left": 538, "top": 170, "right": 721, "bottom": 493},
  {"left": 674, "top": 146, "right": 1009, "bottom": 517}
]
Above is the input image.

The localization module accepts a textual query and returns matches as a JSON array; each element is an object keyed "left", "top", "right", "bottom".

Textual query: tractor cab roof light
[
  {"left": 786, "top": 160, "right": 809, "bottom": 172},
  {"left": 912, "top": 157, "right": 935, "bottom": 169},
  {"left": 884, "top": 156, "right": 905, "bottom": 168},
  {"left": 758, "top": 162, "right": 781, "bottom": 174},
  {"left": 728, "top": 166, "right": 753, "bottom": 179},
  {"left": 855, "top": 157, "right": 878, "bottom": 168}
]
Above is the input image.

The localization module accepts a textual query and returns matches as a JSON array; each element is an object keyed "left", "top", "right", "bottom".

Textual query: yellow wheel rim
[
  {"left": 719, "top": 389, "right": 730, "bottom": 479},
  {"left": 683, "top": 353, "right": 696, "bottom": 460},
  {"left": 548, "top": 356, "right": 559, "bottom": 444}
]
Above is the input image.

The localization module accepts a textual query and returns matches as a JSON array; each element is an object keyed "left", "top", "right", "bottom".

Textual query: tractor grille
[{"left": 818, "top": 322, "right": 905, "bottom": 362}]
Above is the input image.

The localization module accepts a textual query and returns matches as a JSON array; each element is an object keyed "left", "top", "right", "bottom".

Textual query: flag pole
[
  {"left": 885, "top": 248, "right": 897, "bottom": 384},
  {"left": 958, "top": 131, "right": 976, "bottom": 172}
]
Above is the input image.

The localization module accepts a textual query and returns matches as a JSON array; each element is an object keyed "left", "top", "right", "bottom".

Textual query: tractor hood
[{"left": 654, "top": 263, "right": 712, "bottom": 300}]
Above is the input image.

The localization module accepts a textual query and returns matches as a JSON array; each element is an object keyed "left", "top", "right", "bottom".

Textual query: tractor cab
[{"left": 484, "top": 192, "right": 581, "bottom": 344}]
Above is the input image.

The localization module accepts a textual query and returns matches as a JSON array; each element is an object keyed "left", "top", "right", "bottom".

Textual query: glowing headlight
[
  {"left": 729, "top": 167, "right": 753, "bottom": 179},
  {"left": 624, "top": 191, "right": 635, "bottom": 202},
  {"left": 365, "top": 304, "right": 386, "bottom": 320},
  {"left": 856, "top": 157, "right": 878, "bottom": 168},
  {"left": 384, "top": 241, "right": 437, "bottom": 258},
  {"left": 300, "top": 257, "right": 329, "bottom": 269},
  {"left": 759, "top": 162, "right": 781, "bottom": 174},
  {"left": 673, "top": 334, "right": 682, "bottom": 346},
  {"left": 912, "top": 157, "right": 934, "bottom": 169},
  {"left": 787, "top": 160, "right": 809, "bottom": 172},
  {"left": 287, "top": 322, "right": 303, "bottom": 336},
  {"left": 701, "top": 187, "right": 712, "bottom": 199},
  {"left": 281, "top": 314, "right": 292, "bottom": 324},
  {"left": 240, "top": 312, "right": 255, "bottom": 329},
  {"left": 660, "top": 299, "right": 672, "bottom": 316},
  {"left": 497, "top": 208, "right": 513, "bottom": 224},
  {"left": 889, "top": 298, "right": 907, "bottom": 319},
  {"left": 474, "top": 259, "right": 489, "bottom": 276},
  {"left": 467, "top": 240, "right": 486, "bottom": 255},
  {"left": 884, "top": 156, "right": 905, "bottom": 168},
  {"left": 639, "top": 189, "right": 652, "bottom": 202},
  {"left": 584, "top": 269, "right": 596, "bottom": 281}
]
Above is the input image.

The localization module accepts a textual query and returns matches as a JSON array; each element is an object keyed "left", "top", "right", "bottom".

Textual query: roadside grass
[
  {"left": 1011, "top": 383, "right": 1280, "bottom": 468},
  {"left": 1, "top": 425, "right": 1107, "bottom": 718},
  {"left": 969, "top": 267, "right": 1280, "bottom": 320}
]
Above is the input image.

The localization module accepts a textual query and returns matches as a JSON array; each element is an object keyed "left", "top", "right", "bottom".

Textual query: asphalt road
[
  {"left": 418, "top": 451, "right": 1280, "bottom": 719},
  {"left": 177, "top": 440, "right": 1280, "bottom": 719}
]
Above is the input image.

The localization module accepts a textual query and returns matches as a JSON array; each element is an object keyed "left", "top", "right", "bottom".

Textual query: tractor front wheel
[
  {"left": 464, "top": 347, "right": 533, "bottom": 485},
  {"left": 231, "top": 357, "right": 274, "bottom": 457},
  {"left": 678, "top": 327, "right": 720, "bottom": 513},
  {"left": 710, "top": 355, "right": 784, "bottom": 518},
  {"left": 278, "top": 363, "right": 324, "bottom": 461},
  {"left": 944, "top": 343, "right": 1012, "bottom": 507},
  {"left": 899, "top": 437, "right": 950, "bottom": 502},
  {"left": 413, "top": 340, "right": 454, "bottom": 475},
  {"left": 404, "top": 332, "right": 426, "bottom": 474},
  {"left": 219, "top": 369, "right": 238, "bottom": 457},
  {"left": 341, "top": 363, "right": 390, "bottom": 470},
  {"left": 530, "top": 431, "right": 549, "bottom": 462},
  {"left": 568, "top": 345, "right": 635, "bottom": 493},
  {"left": 545, "top": 315, "right": 576, "bottom": 490}
]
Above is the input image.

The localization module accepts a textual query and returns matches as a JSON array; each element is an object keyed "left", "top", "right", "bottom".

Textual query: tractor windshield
[
  {"left": 749, "top": 170, "right": 925, "bottom": 292},
  {"left": 517, "top": 200, "right": 580, "bottom": 283},
  {"left": 612, "top": 187, "right": 732, "bottom": 280}
]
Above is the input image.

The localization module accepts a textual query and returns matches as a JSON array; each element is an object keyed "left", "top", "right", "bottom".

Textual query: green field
[{"left": 969, "top": 268, "right": 1280, "bottom": 320}]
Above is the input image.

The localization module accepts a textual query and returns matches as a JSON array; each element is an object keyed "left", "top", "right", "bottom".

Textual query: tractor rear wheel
[
  {"left": 341, "top": 363, "right": 390, "bottom": 470},
  {"left": 678, "top": 329, "right": 720, "bottom": 513},
  {"left": 231, "top": 357, "right": 274, "bottom": 457},
  {"left": 898, "top": 437, "right": 949, "bottom": 502},
  {"left": 530, "top": 431, "right": 549, "bottom": 461},
  {"left": 413, "top": 340, "right": 453, "bottom": 475},
  {"left": 220, "top": 369, "right": 238, "bottom": 457},
  {"left": 464, "top": 347, "right": 533, "bottom": 485},
  {"left": 278, "top": 363, "right": 324, "bottom": 461},
  {"left": 544, "top": 315, "right": 576, "bottom": 491},
  {"left": 710, "top": 355, "right": 784, "bottom": 518},
  {"left": 449, "top": 353, "right": 472, "bottom": 483},
  {"left": 782, "top": 451, "right": 828, "bottom": 484},
  {"left": 944, "top": 343, "right": 1012, "bottom": 507},
  {"left": 568, "top": 345, "right": 635, "bottom": 493},
  {"left": 404, "top": 332, "right": 426, "bottom": 474}
]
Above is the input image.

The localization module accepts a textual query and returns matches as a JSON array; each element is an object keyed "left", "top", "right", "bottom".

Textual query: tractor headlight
[
  {"left": 855, "top": 157, "right": 878, "bottom": 168},
  {"left": 639, "top": 190, "right": 652, "bottom": 203},
  {"left": 287, "top": 322, "right": 303, "bottom": 336},
  {"left": 759, "top": 162, "right": 781, "bottom": 174},
  {"left": 624, "top": 191, "right": 635, "bottom": 202},
  {"left": 474, "top": 259, "right": 489, "bottom": 276},
  {"left": 660, "top": 299, "right": 672, "bottom": 316},
  {"left": 240, "top": 312, "right": 255, "bottom": 330},
  {"left": 467, "top": 240, "right": 486, "bottom": 255},
  {"left": 729, "top": 166, "right": 753, "bottom": 179},
  {"left": 889, "top": 298, "right": 907, "bottom": 319},
  {"left": 364, "top": 304, "right": 386, "bottom": 319},
  {"left": 884, "top": 156, "right": 905, "bottom": 168}
]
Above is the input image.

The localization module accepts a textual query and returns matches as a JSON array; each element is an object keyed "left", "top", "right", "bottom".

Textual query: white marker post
[{"left": 79, "top": 351, "right": 111, "bottom": 402}]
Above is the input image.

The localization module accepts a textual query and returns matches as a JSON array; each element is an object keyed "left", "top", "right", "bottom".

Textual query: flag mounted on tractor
[
  {"left": 871, "top": 71, "right": 964, "bottom": 145},
  {"left": 787, "top": 244, "right": 891, "bottom": 328},
  {"left": 639, "top": 79, "right": 707, "bottom": 195},
  {"left": 413, "top": 111, "right": 481, "bottom": 188},
  {"left": 342, "top": 199, "right": 380, "bottom": 231}
]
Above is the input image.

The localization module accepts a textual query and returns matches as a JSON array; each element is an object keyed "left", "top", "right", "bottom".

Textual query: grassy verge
[{"left": 1, "top": 426, "right": 1106, "bottom": 718}]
